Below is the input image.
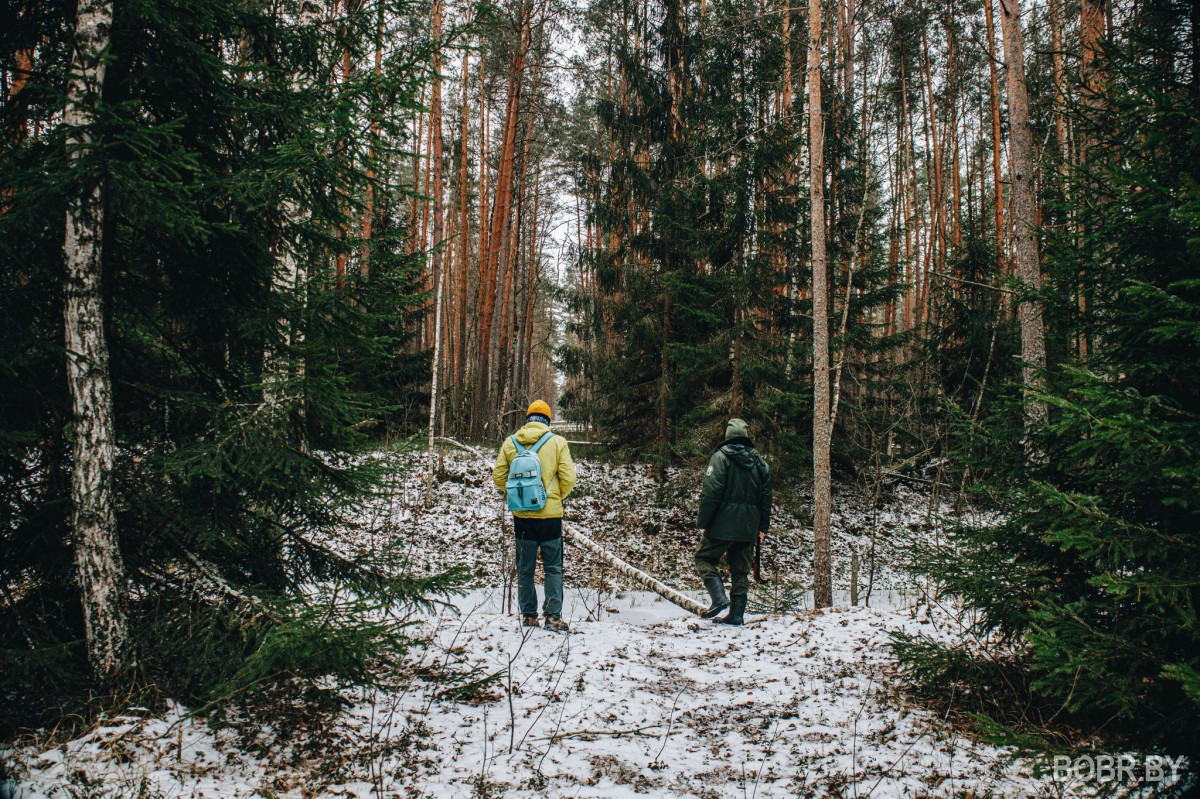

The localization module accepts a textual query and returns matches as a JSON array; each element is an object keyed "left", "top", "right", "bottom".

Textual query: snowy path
[
  {"left": 5, "top": 590, "right": 1053, "bottom": 798},
  {"left": 328, "top": 590, "right": 1044, "bottom": 798}
]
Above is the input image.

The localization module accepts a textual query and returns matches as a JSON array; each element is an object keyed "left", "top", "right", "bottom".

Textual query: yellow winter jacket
[{"left": 492, "top": 421, "right": 577, "bottom": 518}]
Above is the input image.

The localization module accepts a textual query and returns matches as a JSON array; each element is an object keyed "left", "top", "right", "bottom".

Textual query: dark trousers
[
  {"left": 695, "top": 536, "right": 754, "bottom": 597},
  {"left": 513, "top": 516, "right": 563, "bottom": 618}
]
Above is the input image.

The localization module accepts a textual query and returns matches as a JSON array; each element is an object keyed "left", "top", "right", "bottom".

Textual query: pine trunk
[
  {"left": 360, "top": 1, "right": 383, "bottom": 277},
  {"left": 475, "top": 6, "right": 530, "bottom": 434},
  {"left": 454, "top": 49, "right": 471, "bottom": 395},
  {"left": 984, "top": 0, "right": 1007, "bottom": 278},
  {"left": 996, "top": 0, "right": 1049, "bottom": 444}
]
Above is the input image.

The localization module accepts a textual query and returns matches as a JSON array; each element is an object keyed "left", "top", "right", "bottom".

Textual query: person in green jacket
[
  {"left": 695, "top": 418, "right": 772, "bottom": 625},
  {"left": 492, "top": 400, "right": 577, "bottom": 632}
]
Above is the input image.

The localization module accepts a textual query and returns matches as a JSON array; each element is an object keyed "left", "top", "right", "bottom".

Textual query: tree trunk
[
  {"left": 360, "top": 0, "right": 382, "bottom": 277},
  {"left": 984, "top": 0, "right": 1007, "bottom": 277},
  {"left": 566, "top": 527, "right": 707, "bottom": 616},
  {"left": 475, "top": 5, "right": 531, "bottom": 435},
  {"left": 655, "top": 0, "right": 686, "bottom": 486},
  {"left": 63, "top": 0, "right": 129, "bottom": 681},
  {"left": 1049, "top": 0, "right": 1069, "bottom": 174},
  {"left": 454, "top": 48, "right": 471, "bottom": 398},
  {"left": 808, "top": 0, "right": 833, "bottom": 609},
  {"left": 425, "top": 0, "right": 446, "bottom": 502},
  {"left": 8, "top": 1, "right": 37, "bottom": 144},
  {"left": 471, "top": 56, "right": 490, "bottom": 420},
  {"left": 425, "top": 230, "right": 447, "bottom": 507},
  {"left": 996, "top": 0, "right": 1049, "bottom": 447},
  {"left": 1080, "top": 0, "right": 1105, "bottom": 157}
]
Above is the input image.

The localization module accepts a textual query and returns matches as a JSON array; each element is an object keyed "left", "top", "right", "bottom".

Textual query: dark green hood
[
  {"left": 720, "top": 441, "right": 759, "bottom": 470},
  {"left": 724, "top": 417, "right": 750, "bottom": 441}
]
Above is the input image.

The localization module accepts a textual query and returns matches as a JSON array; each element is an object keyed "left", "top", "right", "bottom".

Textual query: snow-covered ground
[
  {"left": 6, "top": 590, "right": 1058, "bottom": 798},
  {"left": 0, "top": 447, "right": 1117, "bottom": 797}
]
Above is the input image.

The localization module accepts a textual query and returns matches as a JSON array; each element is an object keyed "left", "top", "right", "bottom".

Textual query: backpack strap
[
  {"left": 530, "top": 431, "right": 559, "bottom": 492},
  {"left": 511, "top": 435, "right": 529, "bottom": 455}
]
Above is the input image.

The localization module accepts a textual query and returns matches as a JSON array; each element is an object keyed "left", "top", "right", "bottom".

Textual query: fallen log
[{"left": 564, "top": 526, "right": 707, "bottom": 617}]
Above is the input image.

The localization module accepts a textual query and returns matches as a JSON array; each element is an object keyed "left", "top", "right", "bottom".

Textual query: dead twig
[{"left": 533, "top": 724, "right": 663, "bottom": 742}]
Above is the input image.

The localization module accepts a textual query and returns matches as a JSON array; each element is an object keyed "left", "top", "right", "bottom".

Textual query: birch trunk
[
  {"left": 807, "top": 0, "right": 833, "bottom": 609},
  {"left": 63, "top": 0, "right": 128, "bottom": 680},
  {"left": 566, "top": 527, "right": 706, "bottom": 616},
  {"left": 264, "top": 2, "right": 324, "bottom": 406},
  {"left": 996, "top": 0, "right": 1049, "bottom": 445}
]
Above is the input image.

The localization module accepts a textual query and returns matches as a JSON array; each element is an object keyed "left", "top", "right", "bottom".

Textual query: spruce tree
[
  {"left": 895, "top": 0, "right": 1200, "bottom": 776},
  {"left": 1, "top": 0, "right": 462, "bottom": 728}
]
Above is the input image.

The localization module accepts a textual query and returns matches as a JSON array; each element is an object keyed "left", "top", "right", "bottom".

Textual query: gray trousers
[{"left": 515, "top": 535, "right": 563, "bottom": 618}]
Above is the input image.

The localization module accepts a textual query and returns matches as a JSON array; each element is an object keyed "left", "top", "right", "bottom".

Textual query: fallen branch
[
  {"left": 534, "top": 723, "right": 663, "bottom": 742},
  {"left": 929, "top": 270, "right": 1015, "bottom": 295},
  {"left": 565, "top": 526, "right": 707, "bottom": 616},
  {"left": 436, "top": 436, "right": 487, "bottom": 461},
  {"left": 181, "top": 553, "right": 284, "bottom": 623},
  {"left": 882, "top": 471, "right": 935, "bottom": 486}
]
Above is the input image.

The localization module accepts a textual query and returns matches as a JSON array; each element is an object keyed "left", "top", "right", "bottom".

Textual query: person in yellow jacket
[{"left": 492, "top": 400, "right": 577, "bottom": 631}]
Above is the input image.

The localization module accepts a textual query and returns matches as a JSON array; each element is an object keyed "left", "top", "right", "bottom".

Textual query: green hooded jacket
[{"left": 697, "top": 423, "right": 772, "bottom": 542}]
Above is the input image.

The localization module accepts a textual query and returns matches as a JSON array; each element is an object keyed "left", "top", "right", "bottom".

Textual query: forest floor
[{"left": 3, "top": 445, "right": 1119, "bottom": 798}]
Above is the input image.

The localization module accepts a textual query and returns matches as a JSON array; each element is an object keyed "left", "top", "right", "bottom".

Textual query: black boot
[
  {"left": 701, "top": 576, "right": 730, "bottom": 619},
  {"left": 716, "top": 594, "right": 746, "bottom": 626}
]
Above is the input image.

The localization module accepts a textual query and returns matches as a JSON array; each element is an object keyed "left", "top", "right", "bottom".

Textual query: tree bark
[
  {"left": 566, "top": 527, "right": 707, "bottom": 616},
  {"left": 1049, "top": 0, "right": 1069, "bottom": 174},
  {"left": 984, "top": 0, "right": 1007, "bottom": 278},
  {"left": 996, "top": 0, "right": 1049, "bottom": 447},
  {"left": 454, "top": 49, "right": 471, "bottom": 396},
  {"left": 1080, "top": 0, "right": 1105, "bottom": 157},
  {"left": 475, "top": 5, "right": 531, "bottom": 434},
  {"left": 425, "top": 0, "right": 446, "bottom": 502},
  {"left": 655, "top": 0, "right": 686, "bottom": 485},
  {"left": 360, "top": 0, "right": 383, "bottom": 277},
  {"left": 63, "top": 0, "right": 129, "bottom": 680},
  {"left": 808, "top": 0, "right": 833, "bottom": 609},
  {"left": 425, "top": 229, "right": 447, "bottom": 507}
]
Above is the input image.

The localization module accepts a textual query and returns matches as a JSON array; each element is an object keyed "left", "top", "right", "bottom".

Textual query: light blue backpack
[{"left": 505, "top": 431, "right": 556, "bottom": 512}]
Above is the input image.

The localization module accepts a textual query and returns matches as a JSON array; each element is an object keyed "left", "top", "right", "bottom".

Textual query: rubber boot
[
  {"left": 716, "top": 594, "right": 746, "bottom": 626},
  {"left": 701, "top": 576, "right": 730, "bottom": 619}
]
